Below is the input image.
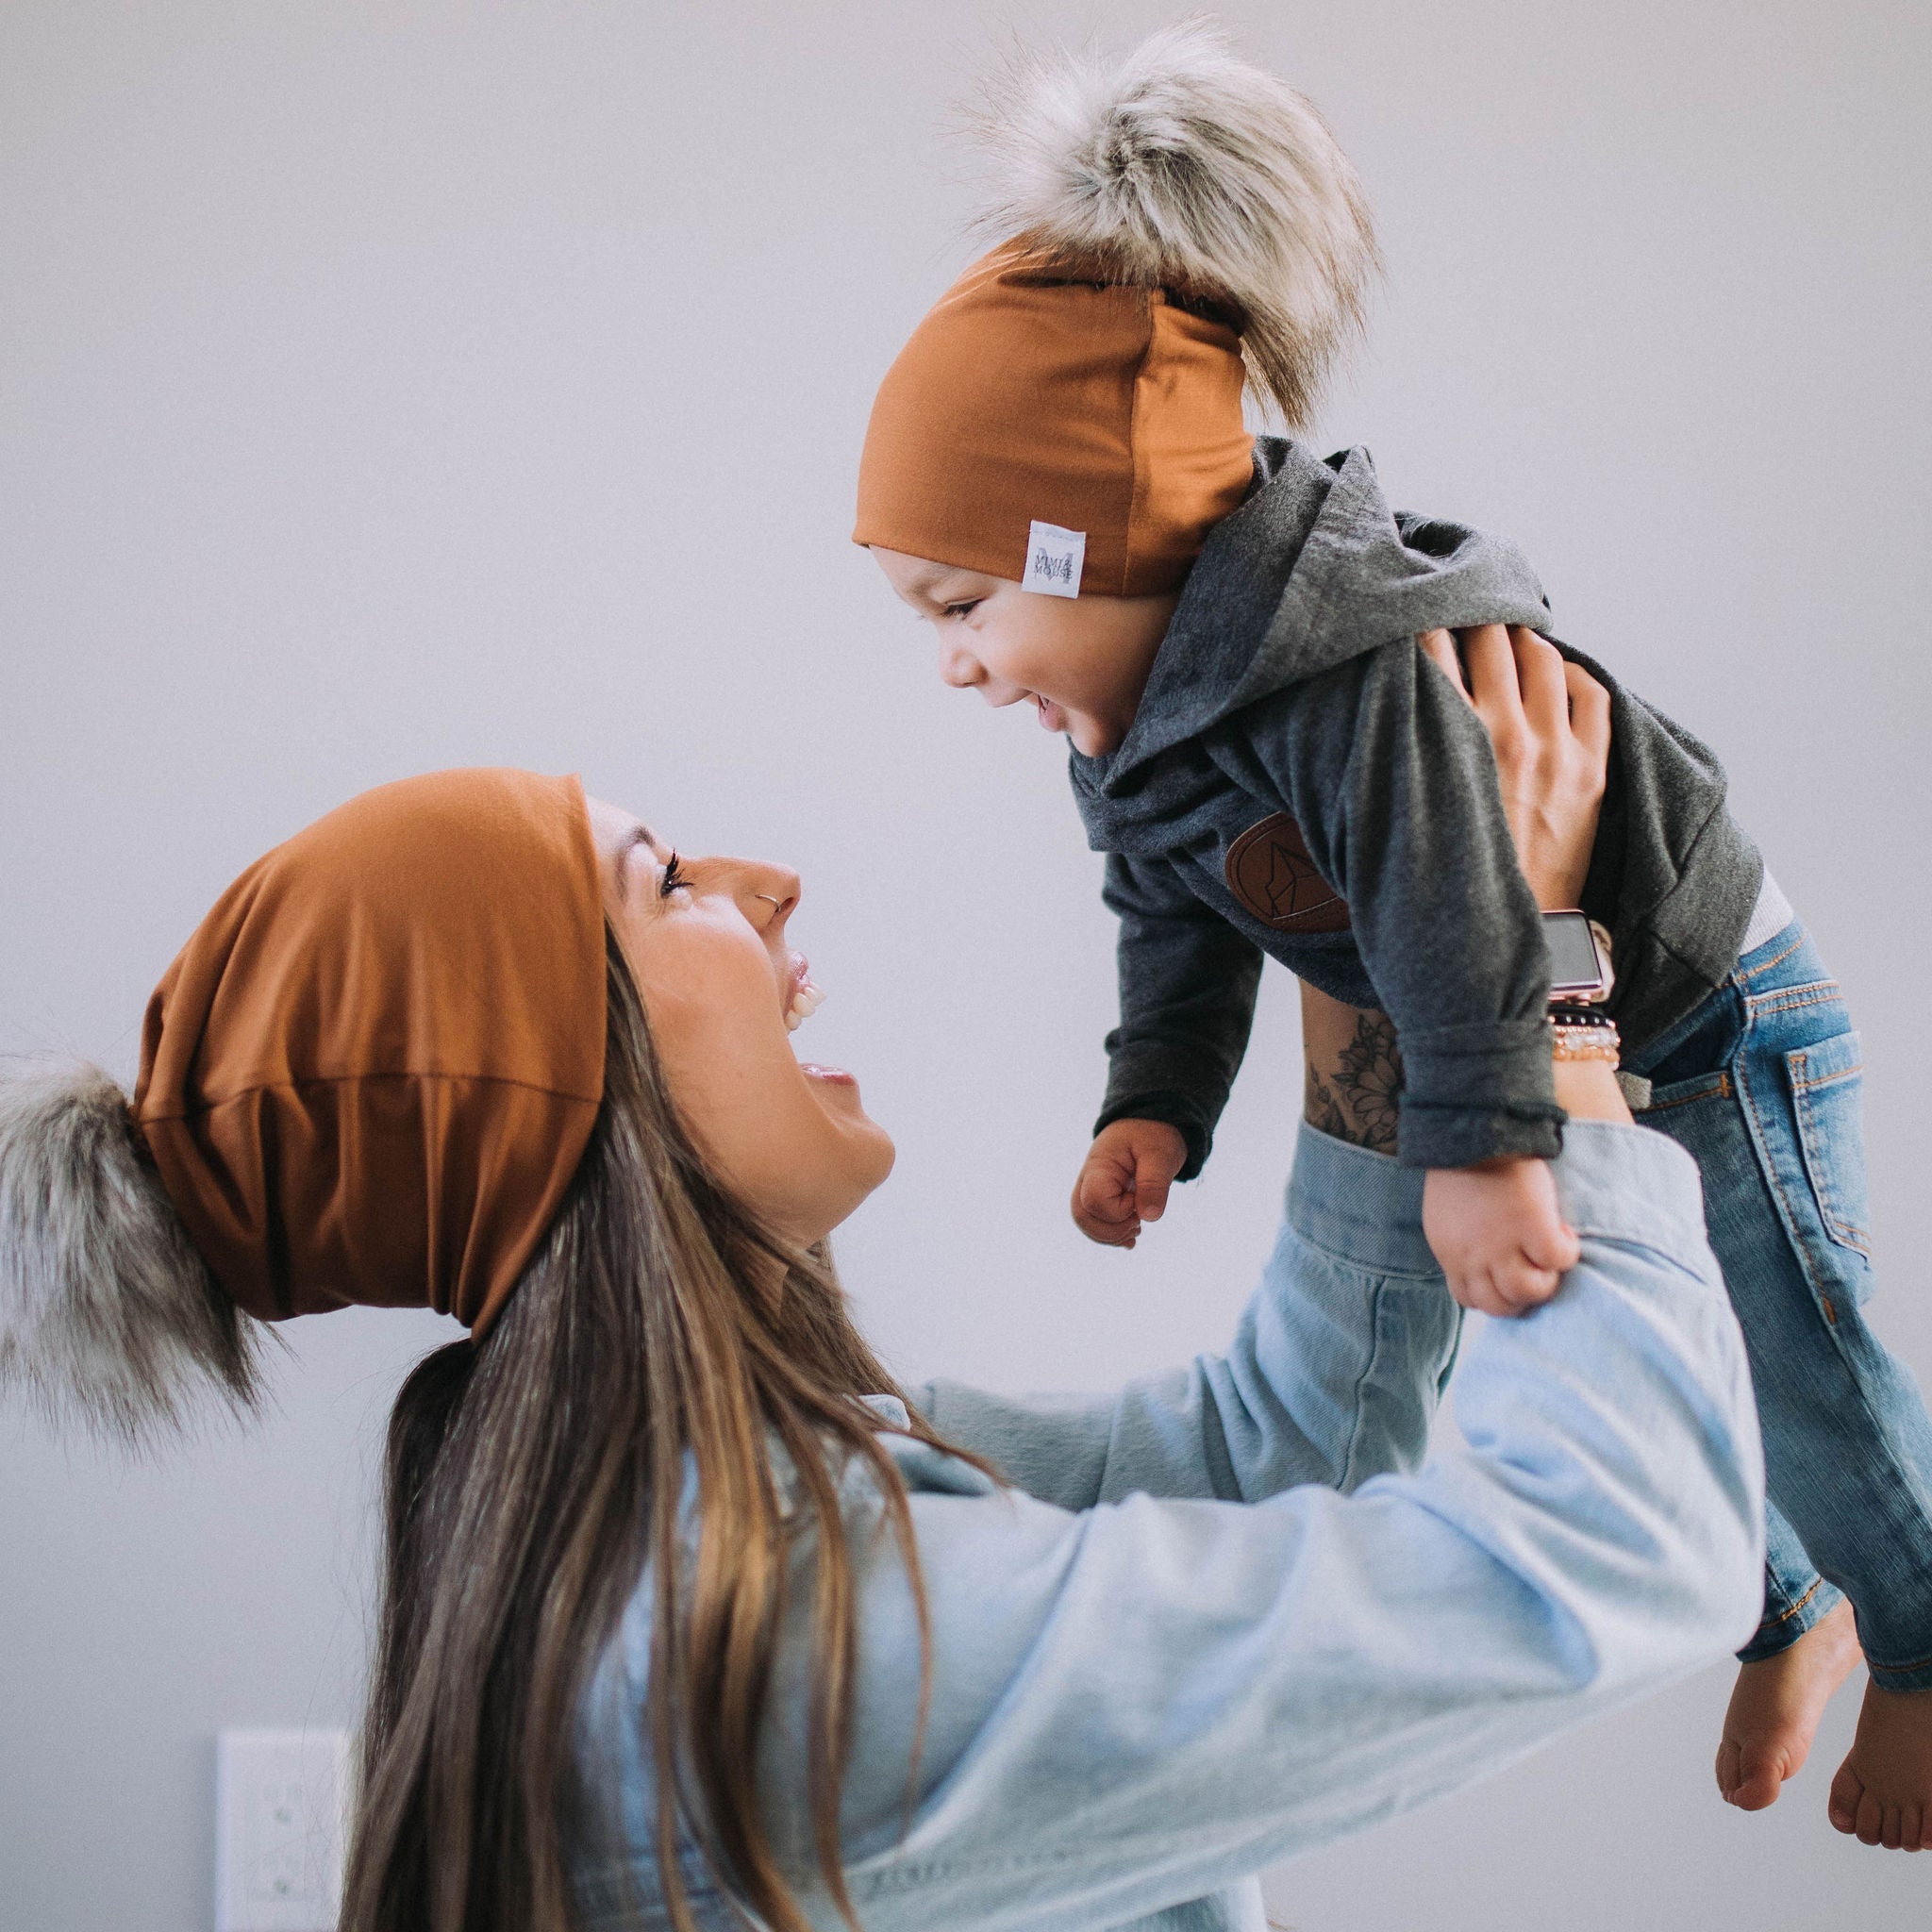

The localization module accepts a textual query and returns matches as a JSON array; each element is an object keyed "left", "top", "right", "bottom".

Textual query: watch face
[{"left": 1544, "top": 910, "right": 1606, "bottom": 995}]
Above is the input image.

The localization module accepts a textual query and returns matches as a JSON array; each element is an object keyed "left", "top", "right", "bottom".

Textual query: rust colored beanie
[
  {"left": 854, "top": 242, "right": 1255, "bottom": 597},
  {"left": 131, "top": 769, "right": 607, "bottom": 1340},
  {"left": 853, "top": 26, "right": 1377, "bottom": 598}
]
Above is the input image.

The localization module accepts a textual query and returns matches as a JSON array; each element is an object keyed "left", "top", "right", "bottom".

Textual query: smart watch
[{"left": 1541, "top": 909, "right": 1614, "bottom": 1006}]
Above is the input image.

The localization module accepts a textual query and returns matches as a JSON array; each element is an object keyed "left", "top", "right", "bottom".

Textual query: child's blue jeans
[{"left": 1624, "top": 920, "right": 1932, "bottom": 1690}]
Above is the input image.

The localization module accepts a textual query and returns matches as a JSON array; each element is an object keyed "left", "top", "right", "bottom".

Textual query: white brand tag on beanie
[{"left": 1022, "top": 521, "right": 1085, "bottom": 598}]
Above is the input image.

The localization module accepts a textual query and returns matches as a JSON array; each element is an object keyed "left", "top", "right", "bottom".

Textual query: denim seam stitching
[
  {"left": 1789, "top": 1047, "right": 1873, "bottom": 1255},
  {"left": 1735, "top": 1049, "right": 1932, "bottom": 1648},
  {"left": 1733, "top": 1051, "right": 1832, "bottom": 1307},
  {"left": 1789, "top": 1063, "right": 1863, "bottom": 1092},
  {"left": 1340, "top": 1276, "right": 1387, "bottom": 1490},
  {"left": 1870, "top": 1646, "right": 1932, "bottom": 1676},
  {"left": 1744, "top": 985, "right": 1841, "bottom": 1021},
  {"left": 1640, "top": 1072, "right": 1732, "bottom": 1113},
  {"left": 1738, "top": 932, "right": 1808, "bottom": 982},
  {"left": 1759, "top": 1574, "right": 1824, "bottom": 1630},
  {"left": 1726, "top": 1055, "right": 1866, "bottom": 1643},
  {"left": 1282, "top": 1218, "right": 1440, "bottom": 1283}
]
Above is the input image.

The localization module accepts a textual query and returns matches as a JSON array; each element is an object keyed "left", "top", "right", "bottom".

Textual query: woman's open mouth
[
  {"left": 784, "top": 953, "right": 824, "bottom": 1033},
  {"left": 783, "top": 958, "right": 858, "bottom": 1090}
]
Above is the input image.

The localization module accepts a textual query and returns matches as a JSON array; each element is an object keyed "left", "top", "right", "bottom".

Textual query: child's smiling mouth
[{"left": 1035, "top": 693, "right": 1068, "bottom": 734}]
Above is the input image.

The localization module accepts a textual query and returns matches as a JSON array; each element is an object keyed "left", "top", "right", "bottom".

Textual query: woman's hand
[
  {"left": 1418, "top": 625, "right": 1610, "bottom": 910},
  {"left": 1304, "top": 628, "right": 1614, "bottom": 1151}
]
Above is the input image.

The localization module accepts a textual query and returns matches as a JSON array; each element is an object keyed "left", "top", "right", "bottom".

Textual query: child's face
[{"left": 872, "top": 547, "right": 1179, "bottom": 758}]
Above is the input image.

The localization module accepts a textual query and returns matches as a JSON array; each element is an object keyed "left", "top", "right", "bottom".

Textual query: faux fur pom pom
[
  {"left": 966, "top": 19, "right": 1379, "bottom": 426},
  {"left": 0, "top": 1059, "right": 263, "bottom": 1445}
]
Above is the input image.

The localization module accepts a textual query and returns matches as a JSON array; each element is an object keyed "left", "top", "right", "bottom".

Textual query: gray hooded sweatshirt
[{"left": 1068, "top": 437, "right": 1762, "bottom": 1174}]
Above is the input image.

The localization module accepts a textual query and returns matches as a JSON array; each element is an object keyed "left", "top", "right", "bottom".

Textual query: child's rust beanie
[
  {"left": 854, "top": 241, "right": 1254, "bottom": 596},
  {"left": 852, "top": 25, "right": 1377, "bottom": 598}
]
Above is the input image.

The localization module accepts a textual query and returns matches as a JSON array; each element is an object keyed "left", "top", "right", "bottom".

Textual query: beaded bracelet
[{"left": 1552, "top": 1017, "right": 1623, "bottom": 1064}]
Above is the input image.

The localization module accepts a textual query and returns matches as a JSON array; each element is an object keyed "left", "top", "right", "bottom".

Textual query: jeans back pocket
[{"left": 1787, "top": 1030, "right": 1872, "bottom": 1258}]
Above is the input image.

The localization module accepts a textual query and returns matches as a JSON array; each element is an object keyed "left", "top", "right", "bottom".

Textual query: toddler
[{"left": 856, "top": 25, "right": 1932, "bottom": 1848}]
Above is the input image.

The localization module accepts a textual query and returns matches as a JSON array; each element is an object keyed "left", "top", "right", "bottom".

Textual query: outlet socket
[{"left": 215, "top": 1728, "right": 349, "bottom": 1932}]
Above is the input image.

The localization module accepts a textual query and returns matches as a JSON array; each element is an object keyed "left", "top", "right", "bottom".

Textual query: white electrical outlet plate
[{"left": 215, "top": 1728, "right": 349, "bottom": 1932}]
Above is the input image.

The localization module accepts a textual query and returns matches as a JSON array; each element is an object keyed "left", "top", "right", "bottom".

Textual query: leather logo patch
[{"left": 1224, "top": 813, "right": 1352, "bottom": 933}]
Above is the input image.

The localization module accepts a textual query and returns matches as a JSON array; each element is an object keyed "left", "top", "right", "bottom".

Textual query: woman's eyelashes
[
  {"left": 658, "top": 852, "right": 690, "bottom": 898},
  {"left": 941, "top": 599, "right": 981, "bottom": 622}
]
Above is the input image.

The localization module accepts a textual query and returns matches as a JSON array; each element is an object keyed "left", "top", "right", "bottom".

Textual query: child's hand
[
  {"left": 1072, "top": 1119, "right": 1188, "bottom": 1248},
  {"left": 1423, "top": 1158, "right": 1581, "bottom": 1316}
]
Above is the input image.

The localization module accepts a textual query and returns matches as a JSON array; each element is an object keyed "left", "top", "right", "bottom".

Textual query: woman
[{"left": 0, "top": 634, "right": 1761, "bottom": 1932}]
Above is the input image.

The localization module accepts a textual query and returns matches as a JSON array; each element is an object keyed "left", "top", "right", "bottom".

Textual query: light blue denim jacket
[{"left": 572, "top": 1122, "right": 1764, "bottom": 1931}]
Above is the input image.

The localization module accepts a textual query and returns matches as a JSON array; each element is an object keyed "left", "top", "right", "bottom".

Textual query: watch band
[{"left": 1550, "top": 1001, "right": 1616, "bottom": 1027}]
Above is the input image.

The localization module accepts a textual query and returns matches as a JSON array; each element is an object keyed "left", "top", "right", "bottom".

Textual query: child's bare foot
[
  {"left": 1716, "top": 1597, "right": 1861, "bottom": 1811},
  {"left": 1828, "top": 1674, "right": 1932, "bottom": 1849}
]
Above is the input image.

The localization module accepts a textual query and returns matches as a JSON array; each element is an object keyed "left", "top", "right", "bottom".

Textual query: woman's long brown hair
[{"left": 341, "top": 931, "right": 982, "bottom": 1932}]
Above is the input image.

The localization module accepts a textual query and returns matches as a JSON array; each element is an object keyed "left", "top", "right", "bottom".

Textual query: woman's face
[{"left": 586, "top": 798, "right": 895, "bottom": 1248}]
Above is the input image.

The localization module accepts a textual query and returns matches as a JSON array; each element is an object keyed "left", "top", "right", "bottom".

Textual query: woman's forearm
[
  {"left": 1299, "top": 625, "right": 1616, "bottom": 1148},
  {"left": 794, "top": 1132, "right": 1762, "bottom": 1926},
  {"left": 1302, "top": 987, "right": 1632, "bottom": 1144},
  {"left": 1300, "top": 981, "right": 1403, "bottom": 1153},
  {"left": 1552, "top": 1055, "right": 1632, "bottom": 1125},
  {"left": 917, "top": 1119, "right": 1456, "bottom": 1507}
]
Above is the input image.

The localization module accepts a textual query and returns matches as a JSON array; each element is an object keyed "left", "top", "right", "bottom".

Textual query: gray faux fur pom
[
  {"left": 967, "top": 19, "right": 1379, "bottom": 426},
  {"left": 0, "top": 1058, "right": 265, "bottom": 1445}
]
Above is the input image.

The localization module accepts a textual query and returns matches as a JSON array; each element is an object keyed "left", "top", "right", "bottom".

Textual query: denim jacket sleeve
[
  {"left": 909, "top": 1125, "right": 1456, "bottom": 1509},
  {"left": 1237, "top": 641, "right": 1566, "bottom": 1169},
  {"left": 753, "top": 1124, "right": 1763, "bottom": 1931},
  {"left": 1091, "top": 851, "right": 1264, "bottom": 1180}
]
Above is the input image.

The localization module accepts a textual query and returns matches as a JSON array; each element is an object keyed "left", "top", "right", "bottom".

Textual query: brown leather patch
[{"left": 1224, "top": 813, "right": 1352, "bottom": 933}]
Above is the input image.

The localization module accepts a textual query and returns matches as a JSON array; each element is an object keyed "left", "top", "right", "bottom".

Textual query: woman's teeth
[{"left": 785, "top": 978, "right": 824, "bottom": 1033}]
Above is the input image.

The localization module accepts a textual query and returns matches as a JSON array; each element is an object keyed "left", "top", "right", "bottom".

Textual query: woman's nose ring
[{"left": 754, "top": 893, "right": 782, "bottom": 906}]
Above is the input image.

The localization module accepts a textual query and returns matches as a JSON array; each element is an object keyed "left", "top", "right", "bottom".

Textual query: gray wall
[{"left": 3, "top": 3, "right": 1927, "bottom": 1927}]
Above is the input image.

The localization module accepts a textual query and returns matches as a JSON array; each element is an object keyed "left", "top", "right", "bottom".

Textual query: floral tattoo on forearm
[{"left": 1305, "top": 1009, "right": 1404, "bottom": 1153}]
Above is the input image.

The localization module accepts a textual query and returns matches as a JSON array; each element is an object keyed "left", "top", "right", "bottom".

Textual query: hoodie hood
[{"left": 1083, "top": 438, "right": 1554, "bottom": 787}]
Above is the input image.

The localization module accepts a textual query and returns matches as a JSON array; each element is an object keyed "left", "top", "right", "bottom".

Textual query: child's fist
[
  {"left": 1072, "top": 1119, "right": 1188, "bottom": 1248},
  {"left": 1423, "top": 1158, "right": 1581, "bottom": 1316}
]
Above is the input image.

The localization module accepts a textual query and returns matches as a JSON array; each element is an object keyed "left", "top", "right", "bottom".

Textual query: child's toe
[
  {"left": 1828, "top": 1765, "right": 1864, "bottom": 1835},
  {"left": 1725, "top": 1740, "right": 1787, "bottom": 1811},
  {"left": 1857, "top": 1785, "right": 1887, "bottom": 1844}
]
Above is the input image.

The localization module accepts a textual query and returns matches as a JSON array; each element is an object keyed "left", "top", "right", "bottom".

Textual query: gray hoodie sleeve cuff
[
  {"left": 1394, "top": 1017, "right": 1565, "bottom": 1169},
  {"left": 1094, "top": 1054, "right": 1224, "bottom": 1181}
]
